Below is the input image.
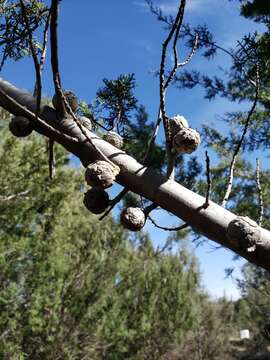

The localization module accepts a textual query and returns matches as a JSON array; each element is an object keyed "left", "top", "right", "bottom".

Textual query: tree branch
[
  {"left": 50, "top": 0, "right": 66, "bottom": 117},
  {"left": 147, "top": 215, "right": 189, "bottom": 232},
  {"left": 159, "top": 0, "right": 186, "bottom": 179},
  {"left": 256, "top": 158, "right": 264, "bottom": 227},
  {"left": 0, "top": 78, "right": 270, "bottom": 271},
  {"left": 33, "top": 7, "right": 51, "bottom": 97},
  {"left": 222, "top": 65, "right": 260, "bottom": 207},
  {"left": 19, "top": 0, "right": 42, "bottom": 117},
  {"left": 203, "top": 150, "right": 211, "bottom": 208}
]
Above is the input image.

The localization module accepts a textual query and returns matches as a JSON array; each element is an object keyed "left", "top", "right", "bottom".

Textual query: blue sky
[{"left": 1, "top": 0, "right": 266, "bottom": 300}]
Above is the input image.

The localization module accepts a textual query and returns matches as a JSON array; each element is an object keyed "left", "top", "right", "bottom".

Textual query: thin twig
[
  {"left": 222, "top": 65, "right": 260, "bottom": 207},
  {"left": 144, "top": 202, "right": 158, "bottom": 216},
  {"left": 0, "top": 190, "right": 30, "bottom": 202},
  {"left": 166, "top": 153, "right": 176, "bottom": 179},
  {"left": 142, "top": 107, "right": 162, "bottom": 164},
  {"left": 177, "top": 33, "right": 199, "bottom": 68},
  {"left": 49, "top": 0, "right": 115, "bottom": 167},
  {"left": 50, "top": 0, "right": 114, "bottom": 165},
  {"left": 163, "top": 6, "right": 184, "bottom": 91},
  {"left": 20, "top": 1, "right": 55, "bottom": 179},
  {"left": 40, "top": 9, "right": 51, "bottom": 73},
  {"left": 144, "top": 202, "right": 189, "bottom": 233},
  {"left": 144, "top": 3, "right": 197, "bottom": 171},
  {"left": 33, "top": 7, "right": 51, "bottom": 97},
  {"left": 164, "top": 33, "right": 198, "bottom": 90},
  {"left": 158, "top": 1, "right": 186, "bottom": 180},
  {"left": 19, "top": 0, "right": 42, "bottom": 117},
  {"left": 159, "top": 0, "right": 186, "bottom": 146},
  {"left": 34, "top": 7, "right": 52, "bottom": 177},
  {"left": 92, "top": 117, "right": 112, "bottom": 131},
  {"left": 48, "top": 138, "right": 55, "bottom": 179},
  {"left": 180, "top": 25, "right": 257, "bottom": 88},
  {"left": 50, "top": 0, "right": 66, "bottom": 117},
  {"left": 0, "top": 49, "right": 7, "bottom": 73},
  {"left": 99, "top": 188, "right": 129, "bottom": 221},
  {"left": 147, "top": 0, "right": 237, "bottom": 62},
  {"left": 256, "top": 158, "right": 264, "bottom": 226},
  {"left": 159, "top": 1, "right": 188, "bottom": 179},
  {"left": 148, "top": 215, "right": 189, "bottom": 232},
  {"left": 203, "top": 150, "right": 211, "bottom": 208}
]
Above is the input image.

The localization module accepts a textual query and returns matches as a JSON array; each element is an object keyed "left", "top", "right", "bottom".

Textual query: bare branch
[
  {"left": 222, "top": 65, "right": 260, "bottom": 207},
  {"left": 99, "top": 187, "right": 129, "bottom": 221},
  {"left": 143, "top": 201, "right": 157, "bottom": 214},
  {"left": 19, "top": 0, "right": 42, "bottom": 117},
  {"left": 0, "top": 190, "right": 30, "bottom": 202},
  {"left": 148, "top": 214, "right": 189, "bottom": 232},
  {"left": 166, "top": 153, "right": 176, "bottom": 179},
  {"left": 164, "top": 32, "right": 198, "bottom": 89},
  {"left": 142, "top": 108, "right": 162, "bottom": 164},
  {"left": 20, "top": 1, "right": 54, "bottom": 179},
  {"left": 203, "top": 150, "right": 211, "bottom": 208},
  {"left": 145, "top": 2, "right": 198, "bottom": 181},
  {"left": 178, "top": 33, "right": 199, "bottom": 67},
  {"left": 48, "top": 138, "right": 56, "bottom": 179},
  {"left": 143, "top": 5, "right": 198, "bottom": 171},
  {"left": 33, "top": 7, "right": 51, "bottom": 97},
  {"left": 40, "top": 9, "right": 51, "bottom": 73},
  {"left": 158, "top": 1, "right": 186, "bottom": 180},
  {"left": 256, "top": 158, "right": 264, "bottom": 227},
  {"left": 0, "top": 49, "right": 7, "bottom": 73},
  {"left": 50, "top": 0, "right": 115, "bottom": 168},
  {"left": 50, "top": 0, "right": 66, "bottom": 116},
  {"left": 159, "top": 0, "right": 186, "bottom": 146},
  {"left": 163, "top": 5, "right": 185, "bottom": 90}
]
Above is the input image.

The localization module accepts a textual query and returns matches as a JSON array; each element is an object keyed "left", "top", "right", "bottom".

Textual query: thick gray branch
[{"left": 0, "top": 78, "right": 270, "bottom": 270}]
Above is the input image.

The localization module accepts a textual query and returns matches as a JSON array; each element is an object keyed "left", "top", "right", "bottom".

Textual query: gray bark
[{"left": 1, "top": 78, "right": 270, "bottom": 270}]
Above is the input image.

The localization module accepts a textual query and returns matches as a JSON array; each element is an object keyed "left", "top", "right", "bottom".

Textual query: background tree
[{"left": 0, "top": 113, "right": 205, "bottom": 359}]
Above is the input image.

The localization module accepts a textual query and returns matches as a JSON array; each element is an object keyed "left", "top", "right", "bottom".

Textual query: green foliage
[
  {"left": 232, "top": 263, "right": 270, "bottom": 357},
  {"left": 179, "top": 296, "right": 236, "bottom": 360},
  {"left": 96, "top": 244, "right": 201, "bottom": 359},
  {"left": 240, "top": 0, "right": 270, "bottom": 21},
  {"left": 91, "top": 73, "right": 138, "bottom": 133},
  {"left": 0, "top": 114, "right": 203, "bottom": 359},
  {"left": 0, "top": 0, "right": 49, "bottom": 66}
]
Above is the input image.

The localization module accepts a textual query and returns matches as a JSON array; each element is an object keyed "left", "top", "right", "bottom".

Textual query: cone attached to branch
[
  {"left": 169, "top": 115, "right": 189, "bottom": 137},
  {"left": 104, "top": 131, "right": 123, "bottom": 149},
  {"left": 9, "top": 116, "right": 33, "bottom": 137},
  {"left": 52, "top": 90, "right": 78, "bottom": 113},
  {"left": 120, "top": 207, "right": 146, "bottom": 231},
  {"left": 83, "top": 188, "right": 110, "bottom": 214},
  {"left": 173, "top": 127, "right": 200, "bottom": 154},
  {"left": 85, "top": 160, "right": 120, "bottom": 189}
]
